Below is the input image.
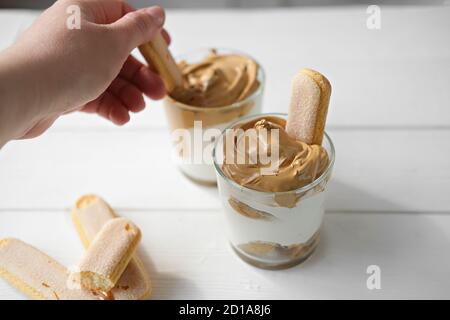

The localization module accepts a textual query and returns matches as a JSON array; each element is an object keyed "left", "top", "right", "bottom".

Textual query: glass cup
[
  {"left": 163, "top": 48, "right": 265, "bottom": 185},
  {"left": 212, "top": 113, "right": 335, "bottom": 269}
]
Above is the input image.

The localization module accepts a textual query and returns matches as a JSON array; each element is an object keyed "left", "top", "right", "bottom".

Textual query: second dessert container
[{"left": 163, "top": 48, "right": 265, "bottom": 185}]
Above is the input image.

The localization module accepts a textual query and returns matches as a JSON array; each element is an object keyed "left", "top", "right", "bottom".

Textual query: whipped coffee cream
[
  {"left": 222, "top": 116, "right": 329, "bottom": 193},
  {"left": 171, "top": 49, "right": 260, "bottom": 108}
]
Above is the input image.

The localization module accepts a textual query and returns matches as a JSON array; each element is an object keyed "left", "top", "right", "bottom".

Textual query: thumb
[{"left": 110, "top": 6, "right": 165, "bottom": 51}]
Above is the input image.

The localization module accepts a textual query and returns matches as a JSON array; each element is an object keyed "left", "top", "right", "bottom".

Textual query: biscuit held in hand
[
  {"left": 286, "top": 69, "right": 331, "bottom": 145},
  {"left": 75, "top": 218, "right": 141, "bottom": 292},
  {"left": 139, "top": 32, "right": 184, "bottom": 93}
]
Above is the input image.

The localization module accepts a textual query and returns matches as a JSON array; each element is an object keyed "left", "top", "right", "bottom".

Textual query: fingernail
[{"left": 145, "top": 6, "right": 165, "bottom": 27}]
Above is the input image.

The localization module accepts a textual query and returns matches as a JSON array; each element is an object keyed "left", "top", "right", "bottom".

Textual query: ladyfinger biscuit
[
  {"left": 71, "top": 195, "right": 151, "bottom": 300},
  {"left": 74, "top": 218, "right": 141, "bottom": 292},
  {"left": 139, "top": 32, "right": 184, "bottom": 93},
  {"left": 0, "top": 238, "right": 99, "bottom": 300},
  {"left": 286, "top": 69, "right": 331, "bottom": 145}
]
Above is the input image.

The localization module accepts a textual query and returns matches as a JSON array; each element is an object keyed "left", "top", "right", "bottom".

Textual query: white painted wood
[
  {"left": 1, "top": 210, "right": 449, "bottom": 299},
  {"left": 0, "top": 128, "right": 449, "bottom": 212},
  {"left": 1, "top": 6, "right": 450, "bottom": 300}
]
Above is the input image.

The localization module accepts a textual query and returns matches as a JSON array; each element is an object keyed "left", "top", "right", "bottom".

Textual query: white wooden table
[{"left": 1, "top": 6, "right": 450, "bottom": 299}]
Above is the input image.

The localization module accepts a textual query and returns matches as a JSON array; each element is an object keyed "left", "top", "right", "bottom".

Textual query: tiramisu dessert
[
  {"left": 213, "top": 69, "right": 334, "bottom": 269},
  {"left": 139, "top": 35, "right": 264, "bottom": 184}
]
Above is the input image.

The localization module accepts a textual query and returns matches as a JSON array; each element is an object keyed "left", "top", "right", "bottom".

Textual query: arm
[
  {"left": 0, "top": 0, "right": 168, "bottom": 148},
  {"left": 0, "top": 48, "right": 43, "bottom": 147}
]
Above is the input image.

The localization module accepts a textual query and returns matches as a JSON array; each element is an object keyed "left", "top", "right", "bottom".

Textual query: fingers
[
  {"left": 81, "top": 55, "right": 168, "bottom": 126},
  {"left": 83, "top": 91, "right": 130, "bottom": 126},
  {"left": 97, "top": 91, "right": 130, "bottom": 125},
  {"left": 109, "top": 101, "right": 131, "bottom": 125},
  {"left": 82, "top": 74, "right": 156, "bottom": 126},
  {"left": 108, "top": 77, "right": 145, "bottom": 113},
  {"left": 161, "top": 28, "right": 171, "bottom": 45},
  {"left": 109, "top": 6, "right": 165, "bottom": 51},
  {"left": 120, "top": 55, "right": 166, "bottom": 100}
]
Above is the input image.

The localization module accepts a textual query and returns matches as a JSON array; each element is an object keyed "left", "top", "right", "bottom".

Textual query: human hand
[{"left": 0, "top": 0, "right": 169, "bottom": 142}]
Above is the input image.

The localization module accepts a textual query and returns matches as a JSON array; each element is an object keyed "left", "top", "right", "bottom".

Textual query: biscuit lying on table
[
  {"left": 0, "top": 238, "right": 99, "bottom": 300},
  {"left": 71, "top": 195, "right": 151, "bottom": 300},
  {"left": 72, "top": 217, "right": 141, "bottom": 293}
]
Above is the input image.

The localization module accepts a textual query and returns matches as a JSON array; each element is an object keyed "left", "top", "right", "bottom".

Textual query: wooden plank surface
[
  {"left": 0, "top": 6, "right": 449, "bottom": 299},
  {"left": 1, "top": 210, "right": 449, "bottom": 299},
  {"left": 1, "top": 128, "right": 449, "bottom": 212}
]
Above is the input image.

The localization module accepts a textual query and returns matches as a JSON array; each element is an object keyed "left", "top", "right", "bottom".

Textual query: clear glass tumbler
[
  {"left": 212, "top": 113, "right": 335, "bottom": 269},
  {"left": 163, "top": 48, "right": 265, "bottom": 185}
]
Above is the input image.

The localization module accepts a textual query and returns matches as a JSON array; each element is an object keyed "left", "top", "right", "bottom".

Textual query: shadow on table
[
  {"left": 137, "top": 247, "right": 201, "bottom": 299},
  {"left": 252, "top": 180, "right": 450, "bottom": 299},
  {"left": 240, "top": 180, "right": 450, "bottom": 298},
  {"left": 304, "top": 179, "right": 409, "bottom": 268},
  {"left": 325, "top": 179, "right": 406, "bottom": 212}
]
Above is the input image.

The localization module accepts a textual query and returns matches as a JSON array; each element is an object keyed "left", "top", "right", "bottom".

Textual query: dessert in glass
[
  {"left": 139, "top": 34, "right": 264, "bottom": 184},
  {"left": 164, "top": 49, "right": 264, "bottom": 184},
  {"left": 213, "top": 69, "right": 334, "bottom": 269}
]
